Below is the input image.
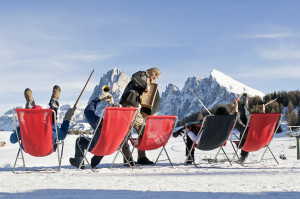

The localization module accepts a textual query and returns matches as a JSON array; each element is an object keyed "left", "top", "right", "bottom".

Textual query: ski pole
[
  {"left": 189, "top": 89, "right": 212, "bottom": 115},
  {"left": 74, "top": 69, "right": 94, "bottom": 108}
]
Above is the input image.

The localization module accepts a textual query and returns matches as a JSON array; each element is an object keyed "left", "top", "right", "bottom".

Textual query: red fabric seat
[
  {"left": 234, "top": 113, "right": 281, "bottom": 165},
  {"left": 241, "top": 113, "right": 281, "bottom": 152},
  {"left": 13, "top": 108, "right": 63, "bottom": 173},
  {"left": 90, "top": 107, "right": 138, "bottom": 156},
  {"left": 130, "top": 115, "right": 178, "bottom": 166},
  {"left": 16, "top": 108, "right": 54, "bottom": 157}
]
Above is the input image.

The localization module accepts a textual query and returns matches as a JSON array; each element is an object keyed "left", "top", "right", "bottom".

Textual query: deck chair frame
[
  {"left": 12, "top": 109, "right": 63, "bottom": 173},
  {"left": 230, "top": 113, "right": 282, "bottom": 165},
  {"left": 184, "top": 115, "right": 237, "bottom": 167},
  {"left": 130, "top": 115, "right": 178, "bottom": 167},
  {"left": 78, "top": 107, "right": 139, "bottom": 171}
]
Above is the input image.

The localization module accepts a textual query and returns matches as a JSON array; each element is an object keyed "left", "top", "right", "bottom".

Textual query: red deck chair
[
  {"left": 129, "top": 115, "right": 178, "bottom": 166},
  {"left": 12, "top": 108, "right": 62, "bottom": 173},
  {"left": 79, "top": 107, "right": 138, "bottom": 170},
  {"left": 231, "top": 113, "right": 282, "bottom": 165}
]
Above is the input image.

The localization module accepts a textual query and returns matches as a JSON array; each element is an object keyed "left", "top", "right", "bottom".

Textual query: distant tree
[
  {"left": 288, "top": 101, "right": 294, "bottom": 113},
  {"left": 287, "top": 110, "right": 298, "bottom": 126},
  {"left": 279, "top": 103, "right": 284, "bottom": 112},
  {"left": 297, "top": 108, "right": 300, "bottom": 126},
  {"left": 272, "top": 91, "right": 277, "bottom": 100}
]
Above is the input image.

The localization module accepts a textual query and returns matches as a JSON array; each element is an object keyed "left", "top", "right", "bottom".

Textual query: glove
[
  {"left": 98, "top": 93, "right": 114, "bottom": 105},
  {"left": 63, "top": 107, "right": 76, "bottom": 122}
]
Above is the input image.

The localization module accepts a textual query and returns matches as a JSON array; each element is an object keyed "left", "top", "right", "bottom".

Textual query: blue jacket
[
  {"left": 10, "top": 121, "right": 70, "bottom": 151},
  {"left": 84, "top": 97, "right": 103, "bottom": 151}
]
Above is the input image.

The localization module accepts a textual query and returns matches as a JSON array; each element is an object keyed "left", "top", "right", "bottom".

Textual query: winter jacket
[
  {"left": 84, "top": 97, "right": 103, "bottom": 151},
  {"left": 10, "top": 121, "right": 70, "bottom": 151},
  {"left": 120, "top": 71, "right": 148, "bottom": 107}
]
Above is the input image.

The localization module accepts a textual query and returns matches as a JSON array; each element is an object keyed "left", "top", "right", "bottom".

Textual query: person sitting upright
[{"left": 69, "top": 92, "right": 116, "bottom": 169}]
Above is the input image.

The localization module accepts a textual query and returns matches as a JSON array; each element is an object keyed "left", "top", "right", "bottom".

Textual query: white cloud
[
  {"left": 233, "top": 65, "right": 300, "bottom": 79},
  {"left": 250, "top": 32, "right": 292, "bottom": 39},
  {"left": 258, "top": 44, "right": 300, "bottom": 60}
]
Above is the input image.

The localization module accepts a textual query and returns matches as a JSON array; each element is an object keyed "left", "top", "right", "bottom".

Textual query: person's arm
[
  {"left": 234, "top": 99, "right": 246, "bottom": 133},
  {"left": 10, "top": 127, "right": 20, "bottom": 144},
  {"left": 56, "top": 121, "right": 70, "bottom": 141},
  {"left": 84, "top": 97, "right": 101, "bottom": 130},
  {"left": 132, "top": 71, "right": 148, "bottom": 91}
]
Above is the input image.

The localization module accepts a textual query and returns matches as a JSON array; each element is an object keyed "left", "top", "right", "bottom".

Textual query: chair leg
[
  {"left": 77, "top": 141, "right": 92, "bottom": 170},
  {"left": 221, "top": 147, "right": 232, "bottom": 166},
  {"left": 230, "top": 140, "right": 240, "bottom": 161},
  {"left": 154, "top": 147, "right": 173, "bottom": 167},
  {"left": 163, "top": 147, "right": 173, "bottom": 167},
  {"left": 213, "top": 147, "right": 222, "bottom": 161},
  {"left": 260, "top": 146, "right": 279, "bottom": 165},
  {"left": 154, "top": 147, "right": 164, "bottom": 164},
  {"left": 13, "top": 149, "right": 20, "bottom": 173},
  {"left": 56, "top": 142, "right": 61, "bottom": 172}
]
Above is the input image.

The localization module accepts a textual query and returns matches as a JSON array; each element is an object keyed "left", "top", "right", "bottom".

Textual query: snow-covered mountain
[
  {"left": 87, "top": 68, "right": 131, "bottom": 116},
  {"left": 0, "top": 68, "right": 264, "bottom": 131},
  {"left": 159, "top": 69, "right": 264, "bottom": 119}
]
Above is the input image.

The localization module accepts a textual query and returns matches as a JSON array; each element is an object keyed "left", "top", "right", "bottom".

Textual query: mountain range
[{"left": 0, "top": 68, "right": 264, "bottom": 131}]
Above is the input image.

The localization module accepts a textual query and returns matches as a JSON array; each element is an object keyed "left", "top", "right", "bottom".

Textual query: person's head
[
  {"left": 258, "top": 104, "right": 265, "bottom": 113},
  {"left": 146, "top": 67, "right": 162, "bottom": 82},
  {"left": 215, "top": 106, "right": 229, "bottom": 115},
  {"left": 242, "top": 93, "right": 248, "bottom": 103}
]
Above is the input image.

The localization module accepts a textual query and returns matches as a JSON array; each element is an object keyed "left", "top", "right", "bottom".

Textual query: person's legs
[
  {"left": 91, "top": 155, "right": 104, "bottom": 168},
  {"left": 240, "top": 150, "right": 249, "bottom": 162},
  {"left": 24, "top": 88, "right": 35, "bottom": 109},
  {"left": 185, "top": 136, "right": 195, "bottom": 164},
  {"left": 49, "top": 85, "right": 61, "bottom": 122},
  {"left": 70, "top": 136, "right": 90, "bottom": 169},
  {"left": 134, "top": 112, "right": 154, "bottom": 165}
]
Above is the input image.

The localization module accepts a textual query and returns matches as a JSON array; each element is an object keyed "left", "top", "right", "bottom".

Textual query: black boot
[
  {"left": 137, "top": 156, "right": 154, "bottom": 165},
  {"left": 91, "top": 155, "right": 103, "bottom": 168},
  {"left": 238, "top": 150, "right": 249, "bottom": 163},
  {"left": 69, "top": 157, "right": 85, "bottom": 169}
]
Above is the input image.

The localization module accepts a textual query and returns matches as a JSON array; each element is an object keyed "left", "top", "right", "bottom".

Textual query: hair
[
  {"left": 215, "top": 107, "right": 229, "bottom": 115},
  {"left": 146, "top": 67, "right": 162, "bottom": 76}
]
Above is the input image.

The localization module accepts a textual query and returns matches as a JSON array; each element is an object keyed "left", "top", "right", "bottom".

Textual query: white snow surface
[
  {"left": 210, "top": 69, "right": 265, "bottom": 97},
  {"left": 0, "top": 130, "right": 300, "bottom": 199}
]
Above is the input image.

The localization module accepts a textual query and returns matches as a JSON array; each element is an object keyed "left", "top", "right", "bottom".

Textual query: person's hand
[
  {"left": 234, "top": 99, "right": 239, "bottom": 112},
  {"left": 173, "top": 129, "right": 183, "bottom": 138},
  {"left": 184, "top": 124, "right": 190, "bottom": 133},
  {"left": 63, "top": 107, "right": 76, "bottom": 122},
  {"left": 144, "top": 85, "right": 150, "bottom": 93},
  {"left": 98, "top": 93, "right": 114, "bottom": 105},
  {"left": 258, "top": 104, "right": 265, "bottom": 113}
]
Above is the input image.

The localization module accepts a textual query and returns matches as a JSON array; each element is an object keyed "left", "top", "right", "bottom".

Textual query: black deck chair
[{"left": 185, "top": 114, "right": 237, "bottom": 167}]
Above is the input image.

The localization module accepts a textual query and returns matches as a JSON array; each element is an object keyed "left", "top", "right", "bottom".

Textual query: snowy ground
[{"left": 0, "top": 130, "right": 300, "bottom": 199}]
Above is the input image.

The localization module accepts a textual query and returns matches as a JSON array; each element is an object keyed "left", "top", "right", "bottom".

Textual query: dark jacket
[{"left": 120, "top": 71, "right": 148, "bottom": 107}]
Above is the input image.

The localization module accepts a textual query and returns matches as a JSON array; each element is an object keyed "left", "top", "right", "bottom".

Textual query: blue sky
[{"left": 1, "top": 0, "right": 300, "bottom": 114}]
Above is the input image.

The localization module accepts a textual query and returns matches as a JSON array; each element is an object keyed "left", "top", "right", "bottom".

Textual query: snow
[
  {"left": 210, "top": 69, "right": 265, "bottom": 97},
  {"left": 0, "top": 131, "right": 300, "bottom": 199}
]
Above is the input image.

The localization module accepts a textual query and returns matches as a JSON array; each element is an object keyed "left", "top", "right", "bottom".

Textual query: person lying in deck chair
[
  {"left": 69, "top": 92, "right": 120, "bottom": 169},
  {"left": 10, "top": 86, "right": 76, "bottom": 150},
  {"left": 180, "top": 106, "right": 231, "bottom": 164}
]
